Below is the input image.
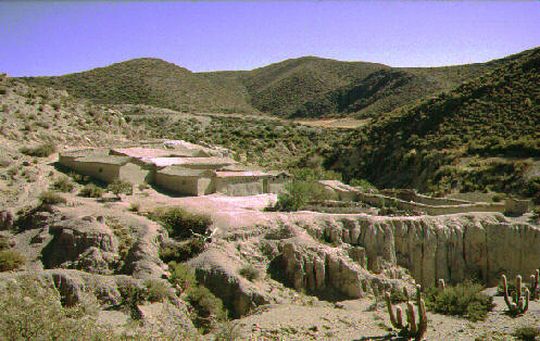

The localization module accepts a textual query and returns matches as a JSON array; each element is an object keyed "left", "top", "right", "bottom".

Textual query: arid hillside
[{"left": 22, "top": 53, "right": 498, "bottom": 119}]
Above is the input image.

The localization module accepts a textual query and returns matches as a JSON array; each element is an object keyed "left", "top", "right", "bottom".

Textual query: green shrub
[
  {"left": 144, "top": 280, "right": 170, "bottom": 303},
  {"left": 513, "top": 326, "right": 540, "bottom": 341},
  {"left": 168, "top": 262, "right": 198, "bottom": 292},
  {"left": 78, "top": 184, "right": 104, "bottom": 198},
  {"left": 186, "top": 285, "right": 227, "bottom": 333},
  {"left": 0, "top": 236, "right": 10, "bottom": 251},
  {"left": 239, "top": 264, "right": 260, "bottom": 282},
  {"left": 349, "top": 178, "right": 377, "bottom": 191},
  {"left": 107, "top": 179, "right": 133, "bottom": 199},
  {"left": 160, "top": 238, "right": 206, "bottom": 263},
  {"left": 424, "top": 281, "right": 493, "bottom": 321},
  {"left": 150, "top": 207, "right": 212, "bottom": 239},
  {"left": 38, "top": 190, "right": 66, "bottom": 205},
  {"left": 492, "top": 194, "right": 503, "bottom": 202},
  {"left": 20, "top": 142, "right": 56, "bottom": 157},
  {"left": 274, "top": 180, "right": 335, "bottom": 211},
  {"left": 50, "top": 176, "right": 74, "bottom": 192},
  {"left": 0, "top": 250, "right": 25, "bottom": 271}
]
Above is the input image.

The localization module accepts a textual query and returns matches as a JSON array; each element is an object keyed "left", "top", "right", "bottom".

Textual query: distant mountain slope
[
  {"left": 21, "top": 53, "right": 505, "bottom": 118},
  {"left": 292, "top": 63, "right": 490, "bottom": 118},
  {"left": 238, "top": 56, "right": 389, "bottom": 116},
  {"left": 326, "top": 47, "right": 540, "bottom": 200},
  {"left": 24, "top": 58, "right": 254, "bottom": 113}
]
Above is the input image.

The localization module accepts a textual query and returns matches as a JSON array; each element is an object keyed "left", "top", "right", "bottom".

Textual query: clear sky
[{"left": 1, "top": 1, "right": 539, "bottom": 76}]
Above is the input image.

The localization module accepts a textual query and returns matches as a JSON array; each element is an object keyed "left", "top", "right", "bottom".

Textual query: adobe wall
[
  {"left": 154, "top": 173, "right": 201, "bottom": 196},
  {"left": 215, "top": 177, "right": 265, "bottom": 196},
  {"left": 355, "top": 191, "right": 506, "bottom": 215},
  {"left": 118, "top": 162, "right": 153, "bottom": 185},
  {"left": 266, "top": 178, "right": 288, "bottom": 194},
  {"left": 67, "top": 161, "right": 121, "bottom": 183},
  {"left": 381, "top": 189, "right": 470, "bottom": 206},
  {"left": 154, "top": 172, "right": 215, "bottom": 196}
]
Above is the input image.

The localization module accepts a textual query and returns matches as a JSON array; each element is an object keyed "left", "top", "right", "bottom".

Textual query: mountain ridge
[{"left": 21, "top": 48, "right": 539, "bottom": 118}]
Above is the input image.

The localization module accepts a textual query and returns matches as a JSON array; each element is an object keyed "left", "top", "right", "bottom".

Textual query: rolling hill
[
  {"left": 325, "top": 47, "right": 540, "bottom": 201},
  {"left": 21, "top": 54, "right": 498, "bottom": 118}
]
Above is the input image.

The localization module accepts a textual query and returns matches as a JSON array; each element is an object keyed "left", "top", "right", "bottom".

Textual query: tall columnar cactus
[
  {"left": 385, "top": 285, "right": 427, "bottom": 341},
  {"left": 530, "top": 269, "right": 539, "bottom": 300},
  {"left": 502, "top": 274, "right": 530, "bottom": 316}
]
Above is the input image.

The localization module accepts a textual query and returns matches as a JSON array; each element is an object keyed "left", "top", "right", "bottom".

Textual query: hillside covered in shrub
[
  {"left": 23, "top": 55, "right": 493, "bottom": 119},
  {"left": 326, "top": 47, "right": 540, "bottom": 200}
]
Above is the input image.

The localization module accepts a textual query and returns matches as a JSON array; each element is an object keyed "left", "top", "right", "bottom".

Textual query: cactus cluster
[
  {"left": 501, "top": 274, "right": 529, "bottom": 316},
  {"left": 385, "top": 285, "right": 427, "bottom": 341}
]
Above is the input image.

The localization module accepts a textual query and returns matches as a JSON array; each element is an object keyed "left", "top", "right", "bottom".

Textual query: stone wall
[
  {"left": 118, "top": 162, "right": 153, "bottom": 185},
  {"left": 154, "top": 173, "right": 214, "bottom": 196},
  {"left": 215, "top": 177, "right": 265, "bottom": 196}
]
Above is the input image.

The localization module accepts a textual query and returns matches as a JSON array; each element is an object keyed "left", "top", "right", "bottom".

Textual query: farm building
[
  {"left": 154, "top": 167, "right": 215, "bottom": 196},
  {"left": 58, "top": 145, "right": 290, "bottom": 197},
  {"left": 265, "top": 171, "right": 291, "bottom": 194},
  {"left": 215, "top": 171, "right": 269, "bottom": 196},
  {"left": 59, "top": 154, "right": 152, "bottom": 185}
]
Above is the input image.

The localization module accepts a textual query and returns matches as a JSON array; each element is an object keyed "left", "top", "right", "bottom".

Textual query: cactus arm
[
  {"left": 516, "top": 275, "right": 523, "bottom": 304},
  {"left": 502, "top": 275, "right": 513, "bottom": 309},
  {"left": 385, "top": 291, "right": 399, "bottom": 328},
  {"left": 415, "top": 298, "right": 428, "bottom": 341},
  {"left": 407, "top": 302, "right": 417, "bottom": 335},
  {"left": 523, "top": 288, "right": 530, "bottom": 313},
  {"left": 396, "top": 306, "right": 404, "bottom": 327}
]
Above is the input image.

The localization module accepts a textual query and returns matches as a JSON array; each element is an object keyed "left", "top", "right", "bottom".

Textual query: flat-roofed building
[
  {"left": 215, "top": 171, "right": 270, "bottom": 196},
  {"left": 59, "top": 154, "right": 151, "bottom": 185},
  {"left": 154, "top": 167, "right": 215, "bottom": 196}
]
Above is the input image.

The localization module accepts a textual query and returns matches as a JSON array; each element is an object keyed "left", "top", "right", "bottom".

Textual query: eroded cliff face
[
  {"left": 189, "top": 211, "right": 539, "bottom": 316},
  {"left": 282, "top": 212, "right": 540, "bottom": 287}
]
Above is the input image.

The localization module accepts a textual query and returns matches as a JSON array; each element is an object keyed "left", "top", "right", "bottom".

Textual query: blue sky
[{"left": 1, "top": 1, "right": 539, "bottom": 76}]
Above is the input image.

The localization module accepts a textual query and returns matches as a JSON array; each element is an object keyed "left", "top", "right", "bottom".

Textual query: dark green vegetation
[
  {"left": 168, "top": 262, "right": 227, "bottom": 333},
  {"left": 327, "top": 47, "right": 540, "bottom": 200},
  {"left": 23, "top": 55, "right": 490, "bottom": 119},
  {"left": 106, "top": 179, "right": 133, "bottom": 199},
  {"left": 424, "top": 282, "right": 494, "bottom": 322},
  {"left": 273, "top": 180, "right": 336, "bottom": 212},
  {"left": 0, "top": 249, "right": 25, "bottom": 272},
  {"left": 150, "top": 207, "right": 212, "bottom": 239}
]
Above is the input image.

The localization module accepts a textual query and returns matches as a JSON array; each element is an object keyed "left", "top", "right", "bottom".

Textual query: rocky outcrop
[
  {"left": 42, "top": 216, "right": 119, "bottom": 274},
  {"left": 275, "top": 238, "right": 404, "bottom": 299},
  {"left": 189, "top": 247, "right": 269, "bottom": 318},
  {"left": 285, "top": 212, "right": 540, "bottom": 287}
]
